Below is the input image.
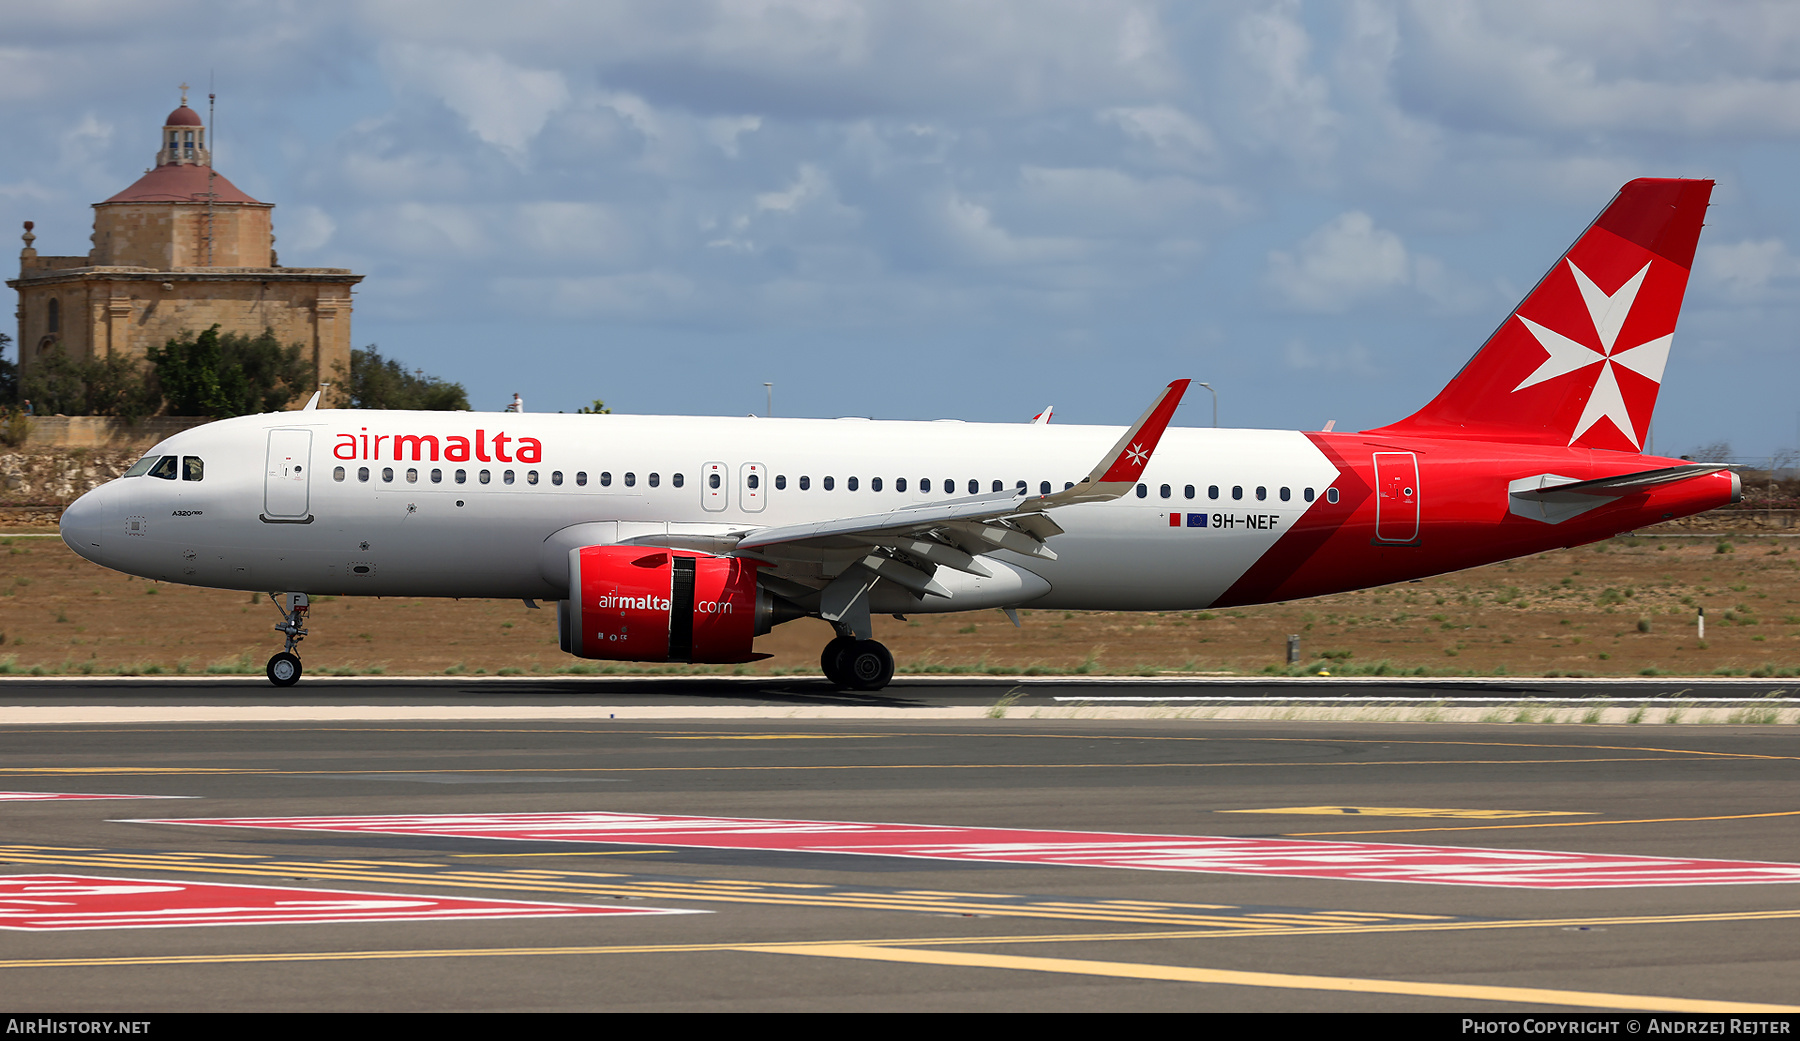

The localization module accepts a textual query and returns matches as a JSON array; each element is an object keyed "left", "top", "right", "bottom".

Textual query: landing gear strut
[
  {"left": 821, "top": 635, "right": 895, "bottom": 692},
  {"left": 267, "top": 592, "right": 309, "bottom": 687}
]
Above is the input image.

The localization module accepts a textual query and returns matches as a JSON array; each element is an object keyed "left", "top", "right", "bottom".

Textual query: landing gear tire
[
  {"left": 266, "top": 592, "right": 311, "bottom": 687},
  {"left": 821, "top": 636, "right": 856, "bottom": 686},
  {"left": 842, "top": 640, "right": 895, "bottom": 692},
  {"left": 267, "top": 652, "right": 302, "bottom": 687}
]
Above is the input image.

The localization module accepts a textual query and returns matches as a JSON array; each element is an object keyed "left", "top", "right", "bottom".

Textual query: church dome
[{"left": 164, "top": 104, "right": 203, "bottom": 127}]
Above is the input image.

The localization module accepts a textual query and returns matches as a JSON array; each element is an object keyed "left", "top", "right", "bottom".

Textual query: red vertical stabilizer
[{"left": 1367, "top": 178, "right": 1713, "bottom": 452}]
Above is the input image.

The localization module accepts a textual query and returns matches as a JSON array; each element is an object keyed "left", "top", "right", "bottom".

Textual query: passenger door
[{"left": 263, "top": 429, "right": 313, "bottom": 522}]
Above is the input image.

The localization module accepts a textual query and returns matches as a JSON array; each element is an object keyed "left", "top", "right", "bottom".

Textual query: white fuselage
[{"left": 59, "top": 409, "right": 1339, "bottom": 612}]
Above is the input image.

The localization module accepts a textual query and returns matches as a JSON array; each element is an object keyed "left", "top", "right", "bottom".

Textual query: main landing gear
[
  {"left": 267, "top": 592, "right": 309, "bottom": 687},
  {"left": 821, "top": 635, "right": 895, "bottom": 692}
]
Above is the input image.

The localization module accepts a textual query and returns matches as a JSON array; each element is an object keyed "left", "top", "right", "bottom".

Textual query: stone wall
[
  {"left": 17, "top": 415, "right": 212, "bottom": 450},
  {"left": 0, "top": 417, "right": 208, "bottom": 519},
  {"left": 91, "top": 201, "right": 273, "bottom": 269},
  {"left": 1, "top": 445, "right": 140, "bottom": 509},
  {"left": 14, "top": 269, "right": 357, "bottom": 397}
]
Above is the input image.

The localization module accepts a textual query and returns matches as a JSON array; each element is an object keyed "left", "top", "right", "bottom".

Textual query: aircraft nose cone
[{"left": 60, "top": 486, "right": 108, "bottom": 565}]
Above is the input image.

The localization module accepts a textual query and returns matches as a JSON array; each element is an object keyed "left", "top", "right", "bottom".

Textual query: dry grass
[{"left": 3, "top": 532, "right": 1799, "bottom": 678}]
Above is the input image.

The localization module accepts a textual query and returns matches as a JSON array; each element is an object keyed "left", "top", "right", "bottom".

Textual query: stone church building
[{"left": 9, "top": 91, "right": 362, "bottom": 402}]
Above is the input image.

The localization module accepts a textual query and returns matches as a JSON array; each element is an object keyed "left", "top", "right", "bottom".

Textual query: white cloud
[
  {"left": 2, "top": 0, "right": 1798, "bottom": 444},
  {"left": 513, "top": 202, "right": 639, "bottom": 265},
  {"left": 381, "top": 44, "right": 571, "bottom": 162},
  {"left": 1011, "top": 166, "right": 1242, "bottom": 236},
  {"left": 935, "top": 191, "right": 1086, "bottom": 267},
  {"left": 493, "top": 270, "right": 697, "bottom": 320},
  {"left": 0, "top": 180, "right": 54, "bottom": 203},
  {"left": 1225, "top": 3, "right": 1339, "bottom": 171},
  {"left": 1266, "top": 211, "right": 1409, "bottom": 311},
  {"left": 336, "top": 144, "right": 476, "bottom": 200},
  {"left": 1697, "top": 238, "right": 1800, "bottom": 302},
  {"left": 1409, "top": 253, "right": 1490, "bottom": 313},
  {"left": 756, "top": 164, "right": 830, "bottom": 213},
  {"left": 359, "top": 0, "right": 1178, "bottom": 117},
  {"left": 56, "top": 113, "right": 113, "bottom": 168},
  {"left": 1264, "top": 209, "right": 1495, "bottom": 314},
  {"left": 704, "top": 115, "right": 762, "bottom": 158},
  {"left": 1397, "top": 1, "right": 1800, "bottom": 138},
  {"left": 281, "top": 206, "right": 337, "bottom": 254},
  {"left": 1283, "top": 338, "right": 1377, "bottom": 376},
  {"left": 1100, "top": 105, "right": 1219, "bottom": 171},
  {"left": 361, "top": 202, "right": 491, "bottom": 259}
]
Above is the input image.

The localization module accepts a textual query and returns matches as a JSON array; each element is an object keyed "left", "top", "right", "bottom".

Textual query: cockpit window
[
  {"left": 148, "top": 456, "right": 180, "bottom": 480},
  {"left": 123, "top": 455, "right": 160, "bottom": 478},
  {"left": 182, "top": 457, "right": 204, "bottom": 482}
]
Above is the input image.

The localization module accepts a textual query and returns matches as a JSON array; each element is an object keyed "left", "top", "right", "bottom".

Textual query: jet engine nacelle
[{"left": 557, "top": 546, "right": 773, "bottom": 663}]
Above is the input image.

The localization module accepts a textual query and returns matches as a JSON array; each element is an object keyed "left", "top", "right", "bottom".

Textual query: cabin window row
[
  {"left": 328, "top": 468, "right": 1081, "bottom": 496},
  {"left": 1134, "top": 483, "right": 1340, "bottom": 504},
  {"left": 774, "top": 477, "right": 1078, "bottom": 495},
  {"left": 332, "top": 467, "right": 623, "bottom": 488},
  {"left": 327, "top": 466, "right": 1341, "bottom": 506}
]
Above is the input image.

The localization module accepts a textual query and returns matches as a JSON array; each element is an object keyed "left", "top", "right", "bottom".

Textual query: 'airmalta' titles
[{"left": 333, "top": 428, "right": 544, "bottom": 464}]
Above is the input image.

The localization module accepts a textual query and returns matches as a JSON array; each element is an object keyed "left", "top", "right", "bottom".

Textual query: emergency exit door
[
  {"left": 701, "top": 461, "right": 728, "bottom": 512},
  {"left": 1373, "top": 451, "right": 1419, "bottom": 543},
  {"left": 739, "top": 462, "right": 766, "bottom": 513}
]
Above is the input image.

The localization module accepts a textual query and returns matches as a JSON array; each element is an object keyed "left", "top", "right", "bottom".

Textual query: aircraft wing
[{"left": 714, "top": 380, "right": 1189, "bottom": 624}]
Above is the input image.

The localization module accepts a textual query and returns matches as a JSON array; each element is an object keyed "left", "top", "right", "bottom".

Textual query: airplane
[{"left": 57, "top": 177, "right": 1738, "bottom": 690}]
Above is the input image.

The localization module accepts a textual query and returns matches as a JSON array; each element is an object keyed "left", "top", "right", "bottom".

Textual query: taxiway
[{"left": 0, "top": 680, "right": 1795, "bottom": 1012}]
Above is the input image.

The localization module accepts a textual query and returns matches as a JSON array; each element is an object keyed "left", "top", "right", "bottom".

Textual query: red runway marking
[
  {"left": 130, "top": 812, "right": 1800, "bottom": 889},
  {"left": 0, "top": 792, "right": 191, "bottom": 801},
  {"left": 0, "top": 873, "right": 699, "bottom": 930}
]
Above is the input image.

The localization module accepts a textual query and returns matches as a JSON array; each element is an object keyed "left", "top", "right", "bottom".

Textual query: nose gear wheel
[{"left": 266, "top": 592, "right": 310, "bottom": 687}]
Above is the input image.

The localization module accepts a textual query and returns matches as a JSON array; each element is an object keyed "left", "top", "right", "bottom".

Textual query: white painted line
[
  {"left": 1053, "top": 696, "right": 1800, "bottom": 704},
  {"left": 1, "top": 674, "right": 1796, "bottom": 686}
]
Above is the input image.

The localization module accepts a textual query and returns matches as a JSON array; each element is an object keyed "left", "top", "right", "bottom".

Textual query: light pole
[
  {"left": 764, "top": 382, "right": 773, "bottom": 418},
  {"left": 1197, "top": 382, "right": 1217, "bottom": 427}
]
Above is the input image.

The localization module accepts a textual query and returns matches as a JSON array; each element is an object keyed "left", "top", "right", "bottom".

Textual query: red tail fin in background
[{"left": 1367, "top": 178, "right": 1713, "bottom": 452}]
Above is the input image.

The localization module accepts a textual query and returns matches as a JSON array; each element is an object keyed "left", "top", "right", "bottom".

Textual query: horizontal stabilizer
[
  {"left": 1510, "top": 463, "right": 1728, "bottom": 499},
  {"left": 1508, "top": 463, "right": 1735, "bottom": 525}
]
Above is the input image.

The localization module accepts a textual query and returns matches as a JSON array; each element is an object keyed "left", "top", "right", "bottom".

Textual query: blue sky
[{"left": 6, "top": 2, "right": 1800, "bottom": 459}]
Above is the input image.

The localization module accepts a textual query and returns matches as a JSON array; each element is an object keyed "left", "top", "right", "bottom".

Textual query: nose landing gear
[{"left": 267, "top": 592, "right": 309, "bottom": 687}]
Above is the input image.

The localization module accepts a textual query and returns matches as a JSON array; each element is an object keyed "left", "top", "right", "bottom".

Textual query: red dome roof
[
  {"left": 165, "top": 105, "right": 203, "bottom": 127},
  {"left": 104, "top": 163, "right": 264, "bottom": 205}
]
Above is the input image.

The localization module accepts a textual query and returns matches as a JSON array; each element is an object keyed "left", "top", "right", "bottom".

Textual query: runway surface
[
  {"left": 3, "top": 673, "right": 1799, "bottom": 709},
  {"left": 0, "top": 678, "right": 1797, "bottom": 1012}
]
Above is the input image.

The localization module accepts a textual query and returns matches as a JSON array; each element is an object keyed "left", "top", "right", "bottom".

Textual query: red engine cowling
[{"left": 558, "top": 546, "right": 769, "bottom": 663}]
